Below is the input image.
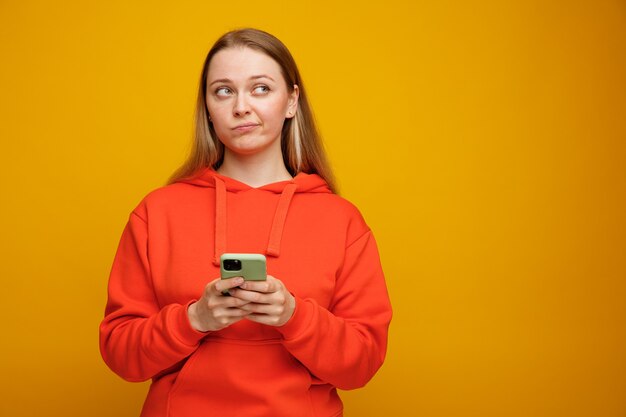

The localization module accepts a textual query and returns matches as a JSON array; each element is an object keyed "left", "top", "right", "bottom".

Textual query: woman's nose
[{"left": 233, "top": 94, "right": 251, "bottom": 116}]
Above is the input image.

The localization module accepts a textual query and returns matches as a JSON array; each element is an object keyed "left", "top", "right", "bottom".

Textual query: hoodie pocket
[{"left": 167, "top": 338, "right": 313, "bottom": 417}]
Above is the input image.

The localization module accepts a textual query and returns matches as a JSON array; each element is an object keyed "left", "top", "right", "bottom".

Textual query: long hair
[{"left": 166, "top": 28, "right": 337, "bottom": 193}]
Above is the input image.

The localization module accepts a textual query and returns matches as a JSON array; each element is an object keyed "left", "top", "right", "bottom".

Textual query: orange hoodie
[{"left": 99, "top": 168, "right": 392, "bottom": 417}]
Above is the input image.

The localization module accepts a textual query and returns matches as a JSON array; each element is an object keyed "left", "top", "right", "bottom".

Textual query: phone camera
[{"left": 223, "top": 259, "right": 242, "bottom": 271}]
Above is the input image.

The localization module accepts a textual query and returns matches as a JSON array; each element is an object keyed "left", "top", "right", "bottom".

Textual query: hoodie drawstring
[
  {"left": 213, "top": 177, "right": 227, "bottom": 266},
  {"left": 266, "top": 183, "right": 297, "bottom": 258},
  {"left": 212, "top": 180, "right": 298, "bottom": 265}
]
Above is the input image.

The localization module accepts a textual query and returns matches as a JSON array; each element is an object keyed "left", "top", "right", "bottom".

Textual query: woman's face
[{"left": 205, "top": 47, "right": 298, "bottom": 157}]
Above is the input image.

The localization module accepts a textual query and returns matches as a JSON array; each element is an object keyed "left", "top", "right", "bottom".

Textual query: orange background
[{"left": 1, "top": 1, "right": 625, "bottom": 416}]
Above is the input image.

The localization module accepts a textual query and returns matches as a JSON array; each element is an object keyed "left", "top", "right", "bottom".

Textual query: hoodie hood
[{"left": 177, "top": 167, "right": 332, "bottom": 265}]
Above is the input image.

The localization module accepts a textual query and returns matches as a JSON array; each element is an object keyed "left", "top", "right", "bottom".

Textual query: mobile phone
[{"left": 220, "top": 253, "right": 267, "bottom": 295}]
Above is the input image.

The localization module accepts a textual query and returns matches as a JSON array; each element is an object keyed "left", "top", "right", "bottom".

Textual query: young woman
[{"left": 99, "top": 28, "right": 392, "bottom": 417}]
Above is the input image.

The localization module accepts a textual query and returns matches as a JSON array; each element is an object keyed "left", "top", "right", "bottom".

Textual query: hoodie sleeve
[
  {"left": 99, "top": 210, "right": 207, "bottom": 382},
  {"left": 275, "top": 225, "right": 393, "bottom": 390}
]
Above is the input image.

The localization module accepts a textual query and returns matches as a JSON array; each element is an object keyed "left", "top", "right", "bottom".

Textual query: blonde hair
[{"left": 167, "top": 28, "right": 337, "bottom": 193}]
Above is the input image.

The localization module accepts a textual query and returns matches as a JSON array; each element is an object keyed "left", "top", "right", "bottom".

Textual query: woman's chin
[{"left": 222, "top": 137, "right": 280, "bottom": 157}]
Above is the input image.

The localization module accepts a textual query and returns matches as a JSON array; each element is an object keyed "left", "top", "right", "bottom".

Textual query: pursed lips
[{"left": 233, "top": 123, "right": 260, "bottom": 131}]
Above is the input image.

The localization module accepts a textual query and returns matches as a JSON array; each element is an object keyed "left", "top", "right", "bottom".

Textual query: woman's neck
[{"left": 217, "top": 149, "right": 293, "bottom": 188}]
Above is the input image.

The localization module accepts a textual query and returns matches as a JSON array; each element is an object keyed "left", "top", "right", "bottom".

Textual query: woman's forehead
[{"left": 207, "top": 47, "right": 283, "bottom": 82}]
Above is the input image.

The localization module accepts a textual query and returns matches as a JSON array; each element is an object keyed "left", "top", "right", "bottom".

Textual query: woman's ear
[{"left": 286, "top": 84, "right": 299, "bottom": 118}]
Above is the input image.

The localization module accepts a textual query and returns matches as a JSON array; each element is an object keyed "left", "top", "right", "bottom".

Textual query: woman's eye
[
  {"left": 254, "top": 85, "right": 270, "bottom": 94},
  {"left": 215, "top": 87, "right": 231, "bottom": 96}
]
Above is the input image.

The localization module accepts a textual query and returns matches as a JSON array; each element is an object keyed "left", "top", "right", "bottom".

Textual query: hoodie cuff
[
  {"left": 171, "top": 300, "right": 210, "bottom": 346},
  {"left": 276, "top": 295, "right": 314, "bottom": 340}
]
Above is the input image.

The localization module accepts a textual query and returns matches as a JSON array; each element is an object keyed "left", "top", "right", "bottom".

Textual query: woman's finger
[
  {"left": 223, "top": 295, "right": 251, "bottom": 308},
  {"left": 213, "top": 277, "right": 245, "bottom": 294},
  {"left": 228, "top": 287, "right": 271, "bottom": 303},
  {"left": 239, "top": 276, "right": 279, "bottom": 293},
  {"left": 239, "top": 302, "right": 283, "bottom": 315}
]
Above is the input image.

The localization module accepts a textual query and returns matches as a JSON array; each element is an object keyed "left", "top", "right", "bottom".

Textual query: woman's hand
[
  {"left": 187, "top": 277, "right": 251, "bottom": 332},
  {"left": 228, "top": 275, "right": 296, "bottom": 327}
]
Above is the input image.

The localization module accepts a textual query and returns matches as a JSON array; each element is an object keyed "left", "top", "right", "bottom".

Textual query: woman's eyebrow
[{"left": 209, "top": 75, "right": 275, "bottom": 87}]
